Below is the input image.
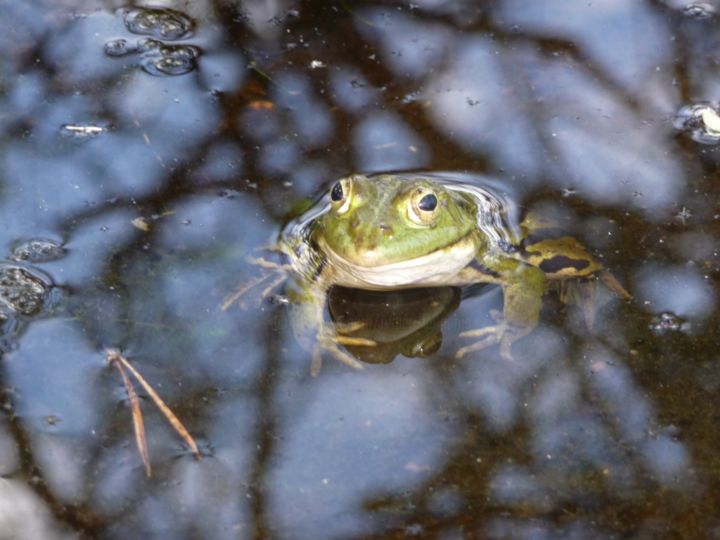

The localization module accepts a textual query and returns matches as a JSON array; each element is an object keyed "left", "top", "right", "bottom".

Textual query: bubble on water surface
[
  {"left": 682, "top": 2, "right": 716, "bottom": 18},
  {"left": 0, "top": 264, "right": 52, "bottom": 316},
  {"left": 11, "top": 239, "right": 66, "bottom": 263},
  {"left": 140, "top": 43, "right": 200, "bottom": 76},
  {"left": 124, "top": 7, "right": 194, "bottom": 40},
  {"left": 673, "top": 103, "right": 720, "bottom": 144},
  {"left": 136, "top": 37, "right": 162, "bottom": 53},
  {"left": 104, "top": 38, "right": 132, "bottom": 57}
]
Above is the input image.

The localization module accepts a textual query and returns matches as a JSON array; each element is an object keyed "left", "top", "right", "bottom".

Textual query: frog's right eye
[{"left": 330, "top": 177, "right": 353, "bottom": 214}]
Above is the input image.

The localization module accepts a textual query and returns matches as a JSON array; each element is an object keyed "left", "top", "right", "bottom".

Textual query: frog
[{"left": 225, "top": 172, "right": 629, "bottom": 372}]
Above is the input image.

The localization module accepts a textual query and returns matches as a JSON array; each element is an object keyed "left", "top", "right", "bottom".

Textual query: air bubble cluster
[
  {"left": 0, "top": 265, "right": 51, "bottom": 316},
  {"left": 104, "top": 7, "right": 199, "bottom": 77},
  {"left": 11, "top": 239, "right": 65, "bottom": 263}
]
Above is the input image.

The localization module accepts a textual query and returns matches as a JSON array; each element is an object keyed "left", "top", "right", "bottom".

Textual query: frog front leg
[
  {"left": 287, "top": 278, "right": 374, "bottom": 375},
  {"left": 456, "top": 260, "right": 545, "bottom": 360}
]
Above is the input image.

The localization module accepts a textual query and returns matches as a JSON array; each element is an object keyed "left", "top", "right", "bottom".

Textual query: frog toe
[
  {"left": 456, "top": 323, "right": 531, "bottom": 360},
  {"left": 310, "top": 331, "right": 372, "bottom": 376},
  {"left": 455, "top": 331, "right": 501, "bottom": 359},
  {"left": 458, "top": 326, "right": 498, "bottom": 339}
]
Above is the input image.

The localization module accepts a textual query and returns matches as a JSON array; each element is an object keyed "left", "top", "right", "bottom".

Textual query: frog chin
[{"left": 318, "top": 234, "right": 477, "bottom": 290}]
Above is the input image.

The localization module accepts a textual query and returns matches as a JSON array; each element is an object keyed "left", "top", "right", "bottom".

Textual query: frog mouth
[{"left": 317, "top": 234, "right": 477, "bottom": 289}]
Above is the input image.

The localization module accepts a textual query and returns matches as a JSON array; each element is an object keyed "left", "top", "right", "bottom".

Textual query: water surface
[{"left": 0, "top": 0, "right": 719, "bottom": 538}]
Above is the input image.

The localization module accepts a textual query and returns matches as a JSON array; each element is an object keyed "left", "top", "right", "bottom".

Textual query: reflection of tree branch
[
  {"left": 352, "top": 407, "right": 529, "bottom": 538},
  {"left": 246, "top": 308, "right": 284, "bottom": 539},
  {"left": 0, "top": 379, "right": 104, "bottom": 535},
  {"left": 260, "top": 0, "right": 494, "bottom": 171},
  {"left": 408, "top": 4, "right": 649, "bottom": 116}
]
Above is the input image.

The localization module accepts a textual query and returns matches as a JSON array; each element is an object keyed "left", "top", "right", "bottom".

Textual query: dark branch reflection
[{"left": 0, "top": 0, "right": 717, "bottom": 537}]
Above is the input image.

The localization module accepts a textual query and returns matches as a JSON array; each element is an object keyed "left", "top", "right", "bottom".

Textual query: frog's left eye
[
  {"left": 330, "top": 177, "right": 353, "bottom": 215},
  {"left": 408, "top": 188, "right": 439, "bottom": 226}
]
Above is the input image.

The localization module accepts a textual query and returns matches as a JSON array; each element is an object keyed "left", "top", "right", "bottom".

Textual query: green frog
[{"left": 226, "top": 173, "right": 628, "bottom": 372}]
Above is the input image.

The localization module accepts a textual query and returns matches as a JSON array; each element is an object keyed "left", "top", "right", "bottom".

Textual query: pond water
[{"left": 1, "top": 0, "right": 720, "bottom": 538}]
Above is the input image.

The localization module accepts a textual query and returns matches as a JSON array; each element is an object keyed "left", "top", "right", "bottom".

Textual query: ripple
[
  {"left": 673, "top": 103, "right": 720, "bottom": 144},
  {"left": 124, "top": 7, "right": 194, "bottom": 40}
]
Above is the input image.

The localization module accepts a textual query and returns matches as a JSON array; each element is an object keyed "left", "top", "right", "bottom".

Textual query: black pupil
[
  {"left": 330, "top": 182, "right": 344, "bottom": 202},
  {"left": 418, "top": 193, "right": 437, "bottom": 211}
]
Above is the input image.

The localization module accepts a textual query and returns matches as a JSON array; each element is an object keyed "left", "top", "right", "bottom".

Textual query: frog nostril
[{"left": 379, "top": 223, "right": 392, "bottom": 233}]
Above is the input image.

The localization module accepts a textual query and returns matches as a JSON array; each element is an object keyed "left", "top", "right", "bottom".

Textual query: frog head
[{"left": 317, "top": 174, "right": 479, "bottom": 268}]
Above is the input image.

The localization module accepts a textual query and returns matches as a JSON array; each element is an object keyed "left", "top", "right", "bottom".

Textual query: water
[{"left": 0, "top": 1, "right": 719, "bottom": 538}]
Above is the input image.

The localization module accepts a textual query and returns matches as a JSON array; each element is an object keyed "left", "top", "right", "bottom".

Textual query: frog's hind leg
[{"left": 599, "top": 269, "right": 631, "bottom": 300}]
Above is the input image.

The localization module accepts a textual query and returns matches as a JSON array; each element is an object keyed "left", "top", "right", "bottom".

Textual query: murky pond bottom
[{"left": 1, "top": 0, "right": 720, "bottom": 538}]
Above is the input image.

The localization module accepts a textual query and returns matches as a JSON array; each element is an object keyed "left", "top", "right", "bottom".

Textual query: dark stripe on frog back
[
  {"left": 538, "top": 255, "right": 590, "bottom": 275},
  {"left": 467, "top": 258, "right": 501, "bottom": 278}
]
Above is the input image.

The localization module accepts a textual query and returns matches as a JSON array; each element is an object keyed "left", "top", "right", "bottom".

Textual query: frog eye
[
  {"left": 418, "top": 193, "right": 437, "bottom": 211},
  {"left": 329, "top": 177, "right": 353, "bottom": 215},
  {"left": 408, "top": 188, "right": 439, "bottom": 226}
]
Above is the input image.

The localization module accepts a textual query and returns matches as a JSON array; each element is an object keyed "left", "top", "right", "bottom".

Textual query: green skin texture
[
  {"left": 284, "top": 174, "right": 601, "bottom": 364},
  {"left": 321, "top": 175, "right": 480, "bottom": 267},
  {"left": 316, "top": 175, "right": 545, "bottom": 329}
]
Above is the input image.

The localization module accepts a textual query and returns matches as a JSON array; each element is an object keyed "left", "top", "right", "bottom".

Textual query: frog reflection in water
[{"left": 229, "top": 173, "right": 628, "bottom": 372}]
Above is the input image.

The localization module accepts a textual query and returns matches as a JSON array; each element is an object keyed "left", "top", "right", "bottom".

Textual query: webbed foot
[
  {"left": 310, "top": 329, "right": 377, "bottom": 376},
  {"left": 455, "top": 320, "right": 531, "bottom": 361}
]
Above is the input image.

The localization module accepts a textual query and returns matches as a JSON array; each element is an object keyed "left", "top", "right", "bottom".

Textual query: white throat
[{"left": 318, "top": 235, "right": 477, "bottom": 290}]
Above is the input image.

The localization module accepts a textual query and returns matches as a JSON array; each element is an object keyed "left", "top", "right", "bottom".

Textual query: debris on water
[
  {"left": 268, "top": 294, "right": 290, "bottom": 305},
  {"left": 673, "top": 103, "right": 720, "bottom": 144},
  {"left": 60, "top": 124, "right": 108, "bottom": 138},
  {"left": 404, "top": 524, "right": 424, "bottom": 537},
  {"left": 675, "top": 206, "right": 693, "bottom": 224},
  {"left": 649, "top": 312, "right": 691, "bottom": 334},
  {"left": 11, "top": 239, "right": 65, "bottom": 263},
  {"left": 247, "top": 100, "right": 274, "bottom": 111},
  {"left": 123, "top": 7, "right": 194, "bottom": 40},
  {"left": 131, "top": 217, "right": 151, "bottom": 232},
  {"left": 309, "top": 60, "right": 326, "bottom": 69},
  {"left": 700, "top": 107, "right": 720, "bottom": 134},
  {"left": 682, "top": 2, "right": 716, "bottom": 18},
  {"left": 401, "top": 91, "right": 422, "bottom": 104},
  {"left": 106, "top": 349, "right": 202, "bottom": 478}
]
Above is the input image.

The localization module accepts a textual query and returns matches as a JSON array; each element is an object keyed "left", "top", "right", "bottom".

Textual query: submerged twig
[{"left": 106, "top": 349, "right": 202, "bottom": 476}]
